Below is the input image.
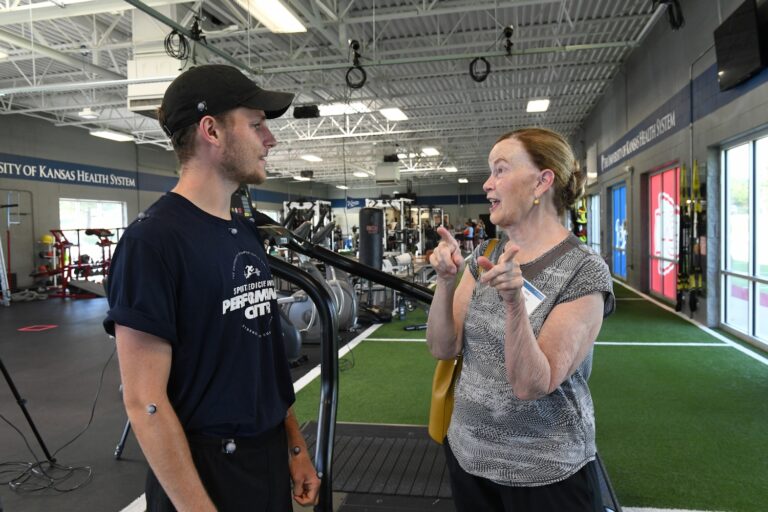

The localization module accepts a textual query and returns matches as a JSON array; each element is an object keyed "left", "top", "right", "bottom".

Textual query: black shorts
[
  {"left": 444, "top": 438, "right": 604, "bottom": 512},
  {"left": 145, "top": 424, "right": 292, "bottom": 512}
]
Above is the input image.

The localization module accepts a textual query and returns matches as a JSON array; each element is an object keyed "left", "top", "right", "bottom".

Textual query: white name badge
[{"left": 522, "top": 279, "right": 546, "bottom": 316}]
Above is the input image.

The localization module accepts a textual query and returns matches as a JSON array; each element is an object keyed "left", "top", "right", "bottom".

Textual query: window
[
  {"left": 721, "top": 135, "right": 768, "bottom": 344},
  {"left": 59, "top": 198, "right": 127, "bottom": 272},
  {"left": 587, "top": 193, "right": 601, "bottom": 255},
  {"left": 648, "top": 167, "right": 680, "bottom": 301}
]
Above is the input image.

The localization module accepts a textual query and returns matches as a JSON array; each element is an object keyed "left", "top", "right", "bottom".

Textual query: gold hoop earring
[{"left": 533, "top": 197, "right": 540, "bottom": 205}]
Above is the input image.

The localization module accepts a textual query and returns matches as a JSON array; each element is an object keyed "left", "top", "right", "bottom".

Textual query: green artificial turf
[
  {"left": 293, "top": 339, "right": 435, "bottom": 426},
  {"left": 591, "top": 346, "right": 768, "bottom": 512},
  {"left": 370, "top": 307, "right": 429, "bottom": 339},
  {"left": 293, "top": 280, "right": 768, "bottom": 511},
  {"left": 598, "top": 300, "right": 722, "bottom": 343},
  {"left": 612, "top": 282, "right": 643, "bottom": 299}
]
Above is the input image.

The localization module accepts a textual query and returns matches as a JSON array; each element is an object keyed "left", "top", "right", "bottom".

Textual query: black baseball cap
[{"left": 160, "top": 64, "right": 294, "bottom": 137}]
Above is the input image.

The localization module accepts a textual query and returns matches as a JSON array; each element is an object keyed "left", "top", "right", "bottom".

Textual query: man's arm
[
  {"left": 115, "top": 324, "right": 216, "bottom": 511},
  {"left": 284, "top": 407, "right": 321, "bottom": 506}
]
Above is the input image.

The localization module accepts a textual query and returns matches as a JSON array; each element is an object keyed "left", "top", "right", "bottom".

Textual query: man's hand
[
  {"left": 289, "top": 451, "right": 321, "bottom": 506},
  {"left": 478, "top": 241, "right": 523, "bottom": 304},
  {"left": 429, "top": 226, "right": 465, "bottom": 281}
]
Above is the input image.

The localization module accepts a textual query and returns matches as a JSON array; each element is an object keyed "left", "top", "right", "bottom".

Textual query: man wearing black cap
[{"left": 104, "top": 64, "right": 320, "bottom": 511}]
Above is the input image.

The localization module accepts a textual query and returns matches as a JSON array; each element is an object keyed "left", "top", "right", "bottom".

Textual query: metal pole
[{"left": 0, "top": 356, "right": 56, "bottom": 463}]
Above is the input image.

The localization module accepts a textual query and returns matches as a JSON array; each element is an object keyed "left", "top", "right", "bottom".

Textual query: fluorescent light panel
[
  {"left": 0, "top": 50, "right": 7, "bottom": 60},
  {"left": 379, "top": 108, "right": 408, "bottom": 121},
  {"left": 78, "top": 107, "right": 99, "bottom": 120},
  {"left": 293, "top": 176, "right": 311, "bottom": 181},
  {"left": 319, "top": 102, "right": 370, "bottom": 116},
  {"left": 421, "top": 147, "right": 440, "bottom": 156},
  {"left": 444, "top": 166, "right": 458, "bottom": 173},
  {"left": 336, "top": 185, "right": 349, "bottom": 190},
  {"left": 300, "top": 154, "right": 322, "bottom": 162},
  {"left": 234, "top": 0, "right": 306, "bottom": 33},
  {"left": 458, "top": 178, "right": 469, "bottom": 183},
  {"left": 527, "top": 99, "right": 550, "bottom": 113},
  {"left": 352, "top": 171, "right": 369, "bottom": 178},
  {"left": 90, "top": 129, "right": 133, "bottom": 142}
]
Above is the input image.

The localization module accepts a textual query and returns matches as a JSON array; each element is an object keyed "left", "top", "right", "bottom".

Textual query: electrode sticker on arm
[{"left": 522, "top": 279, "right": 546, "bottom": 316}]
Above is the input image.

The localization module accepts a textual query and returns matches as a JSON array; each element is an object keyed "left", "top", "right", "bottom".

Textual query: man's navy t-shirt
[{"left": 104, "top": 192, "right": 295, "bottom": 437}]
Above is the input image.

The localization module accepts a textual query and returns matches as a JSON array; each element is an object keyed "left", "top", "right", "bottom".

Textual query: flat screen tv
[{"left": 714, "top": 0, "right": 768, "bottom": 91}]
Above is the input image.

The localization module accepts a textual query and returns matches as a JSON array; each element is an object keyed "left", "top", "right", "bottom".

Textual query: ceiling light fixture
[
  {"left": 458, "top": 178, "right": 469, "bottom": 183},
  {"left": 319, "top": 102, "right": 370, "bottom": 116},
  {"left": 421, "top": 147, "right": 440, "bottom": 156},
  {"left": 77, "top": 107, "right": 99, "bottom": 120},
  {"left": 293, "top": 176, "right": 311, "bottom": 181},
  {"left": 336, "top": 185, "right": 349, "bottom": 190},
  {"left": 0, "top": 49, "right": 8, "bottom": 60},
  {"left": 527, "top": 99, "right": 550, "bottom": 113},
  {"left": 444, "top": 166, "right": 458, "bottom": 173},
  {"left": 380, "top": 108, "right": 408, "bottom": 121},
  {"left": 90, "top": 129, "right": 133, "bottom": 142},
  {"left": 300, "top": 154, "right": 322, "bottom": 162},
  {"left": 234, "top": 0, "right": 306, "bottom": 33},
  {"left": 352, "top": 171, "right": 369, "bottom": 178}
]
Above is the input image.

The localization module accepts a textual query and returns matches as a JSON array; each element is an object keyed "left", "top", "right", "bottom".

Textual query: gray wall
[
  {"left": 580, "top": 0, "right": 768, "bottom": 328},
  {"left": 0, "top": 115, "right": 328, "bottom": 287}
]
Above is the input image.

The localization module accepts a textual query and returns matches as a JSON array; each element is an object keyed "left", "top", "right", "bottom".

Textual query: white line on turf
[
  {"left": 624, "top": 508, "right": 726, "bottom": 512},
  {"left": 366, "top": 338, "right": 729, "bottom": 347},
  {"left": 293, "top": 323, "right": 382, "bottom": 393},
  {"left": 614, "top": 280, "right": 768, "bottom": 366},
  {"left": 119, "top": 493, "right": 146, "bottom": 512},
  {"left": 595, "top": 341, "right": 729, "bottom": 347},
  {"left": 119, "top": 323, "right": 384, "bottom": 512},
  {"left": 366, "top": 337, "right": 426, "bottom": 342}
]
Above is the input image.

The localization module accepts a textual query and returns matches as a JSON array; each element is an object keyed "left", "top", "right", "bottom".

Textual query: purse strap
[{"left": 478, "top": 238, "right": 499, "bottom": 275}]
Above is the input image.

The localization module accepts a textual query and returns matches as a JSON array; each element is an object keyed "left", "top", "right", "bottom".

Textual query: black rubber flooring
[
  {"left": 302, "top": 422, "right": 452, "bottom": 500},
  {"left": 302, "top": 422, "right": 620, "bottom": 512},
  {"left": 0, "top": 297, "right": 329, "bottom": 512}
]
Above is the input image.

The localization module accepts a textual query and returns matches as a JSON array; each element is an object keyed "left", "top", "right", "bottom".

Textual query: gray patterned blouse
[{"left": 447, "top": 233, "right": 615, "bottom": 486}]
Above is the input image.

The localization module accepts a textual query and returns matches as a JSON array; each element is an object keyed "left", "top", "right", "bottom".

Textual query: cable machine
[
  {"left": 413, "top": 206, "right": 445, "bottom": 255},
  {"left": 364, "top": 197, "right": 415, "bottom": 254},
  {"left": 282, "top": 200, "right": 334, "bottom": 247}
]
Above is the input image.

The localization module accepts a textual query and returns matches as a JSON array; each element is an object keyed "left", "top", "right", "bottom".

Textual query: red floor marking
[{"left": 17, "top": 325, "right": 58, "bottom": 332}]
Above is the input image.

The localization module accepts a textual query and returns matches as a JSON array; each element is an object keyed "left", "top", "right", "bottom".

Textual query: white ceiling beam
[
  {"left": 342, "top": 0, "right": 563, "bottom": 24},
  {"left": 0, "top": 27, "right": 124, "bottom": 79},
  {"left": 0, "top": 0, "right": 190, "bottom": 26}
]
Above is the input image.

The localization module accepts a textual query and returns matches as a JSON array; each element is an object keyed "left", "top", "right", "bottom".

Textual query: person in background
[
  {"left": 104, "top": 64, "right": 320, "bottom": 512},
  {"left": 426, "top": 127, "right": 614, "bottom": 511},
  {"left": 462, "top": 220, "right": 475, "bottom": 252},
  {"left": 475, "top": 220, "right": 486, "bottom": 247}
]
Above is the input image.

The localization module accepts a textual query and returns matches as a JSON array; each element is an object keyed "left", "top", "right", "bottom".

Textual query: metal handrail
[
  {"left": 259, "top": 224, "right": 434, "bottom": 304},
  {"left": 259, "top": 223, "right": 436, "bottom": 512},
  {"left": 267, "top": 256, "right": 339, "bottom": 512}
]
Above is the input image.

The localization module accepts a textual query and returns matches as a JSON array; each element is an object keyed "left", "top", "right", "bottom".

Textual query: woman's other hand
[{"left": 478, "top": 241, "right": 522, "bottom": 304}]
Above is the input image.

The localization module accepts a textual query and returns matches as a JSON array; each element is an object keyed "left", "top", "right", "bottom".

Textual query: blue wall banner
[
  {"left": 611, "top": 183, "right": 627, "bottom": 279},
  {"left": 0, "top": 152, "right": 139, "bottom": 189},
  {"left": 599, "top": 91, "right": 689, "bottom": 174},
  {"left": 599, "top": 63, "right": 768, "bottom": 174}
]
